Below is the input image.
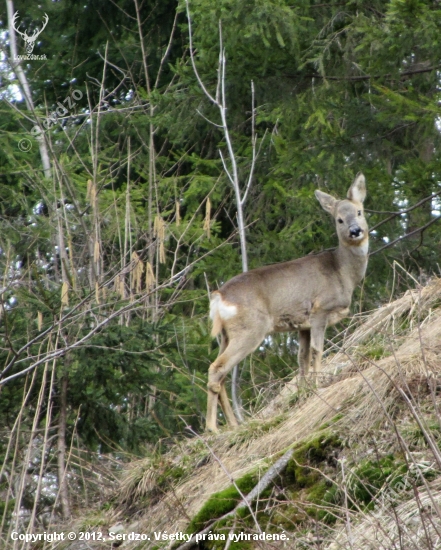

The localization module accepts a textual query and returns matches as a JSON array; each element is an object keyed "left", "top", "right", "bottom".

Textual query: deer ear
[
  {"left": 315, "top": 190, "right": 337, "bottom": 215},
  {"left": 347, "top": 173, "right": 366, "bottom": 203}
]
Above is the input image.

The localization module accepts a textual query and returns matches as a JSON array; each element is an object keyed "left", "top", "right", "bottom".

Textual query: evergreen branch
[
  {"left": 0, "top": 236, "right": 236, "bottom": 386},
  {"left": 295, "top": 65, "right": 441, "bottom": 81}
]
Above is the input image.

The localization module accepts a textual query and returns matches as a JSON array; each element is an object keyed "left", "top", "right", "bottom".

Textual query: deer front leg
[
  {"left": 206, "top": 351, "right": 246, "bottom": 431},
  {"left": 206, "top": 382, "right": 221, "bottom": 432},
  {"left": 219, "top": 384, "right": 239, "bottom": 428},
  {"left": 310, "top": 314, "right": 328, "bottom": 382},
  {"left": 206, "top": 374, "right": 238, "bottom": 431},
  {"left": 298, "top": 329, "right": 311, "bottom": 383},
  {"left": 206, "top": 358, "right": 225, "bottom": 432}
]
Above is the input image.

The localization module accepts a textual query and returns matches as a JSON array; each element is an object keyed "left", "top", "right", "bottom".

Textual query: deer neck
[{"left": 334, "top": 238, "right": 369, "bottom": 287}]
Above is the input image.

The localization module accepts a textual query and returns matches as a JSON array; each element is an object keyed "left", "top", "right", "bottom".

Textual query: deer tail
[{"left": 209, "top": 291, "right": 237, "bottom": 337}]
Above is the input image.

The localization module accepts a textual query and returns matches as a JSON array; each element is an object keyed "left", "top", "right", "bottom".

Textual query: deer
[{"left": 206, "top": 173, "right": 368, "bottom": 432}]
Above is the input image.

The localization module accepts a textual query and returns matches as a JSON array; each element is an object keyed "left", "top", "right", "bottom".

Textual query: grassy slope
[{"left": 67, "top": 279, "right": 441, "bottom": 549}]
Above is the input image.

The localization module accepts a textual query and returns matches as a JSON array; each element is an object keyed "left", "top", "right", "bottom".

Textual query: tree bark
[{"left": 6, "top": 0, "right": 51, "bottom": 179}]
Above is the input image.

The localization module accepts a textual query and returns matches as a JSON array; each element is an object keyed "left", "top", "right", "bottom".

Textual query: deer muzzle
[{"left": 349, "top": 225, "right": 363, "bottom": 239}]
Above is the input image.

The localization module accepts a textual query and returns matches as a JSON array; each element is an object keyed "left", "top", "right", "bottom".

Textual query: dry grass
[
  {"left": 326, "top": 477, "right": 441, "bottom": 550},
  {"left": 92, "top": 278, "right": 441, "bottom": 548}
]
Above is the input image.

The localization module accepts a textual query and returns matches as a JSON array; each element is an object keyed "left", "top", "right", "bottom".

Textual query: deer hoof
[{"left": 205, "top": 423, "right": 219, "bottom": 433}]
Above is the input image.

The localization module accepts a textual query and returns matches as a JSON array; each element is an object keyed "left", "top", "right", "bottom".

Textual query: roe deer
[{"left": 206, "top": 173, "right": 368, "bottom": 431}]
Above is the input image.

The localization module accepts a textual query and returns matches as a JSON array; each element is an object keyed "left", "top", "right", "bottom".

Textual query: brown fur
[
  {"left": 211, "top": 313, "right": 222, "bottom": 337},
  {"left": 206, "top": 173, "right": 369, "bottom": 432}
]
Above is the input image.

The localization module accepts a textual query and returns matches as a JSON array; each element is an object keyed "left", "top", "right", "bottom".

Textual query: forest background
[{"left": 1, "top": 0, "right": 441, "bottom": 530}]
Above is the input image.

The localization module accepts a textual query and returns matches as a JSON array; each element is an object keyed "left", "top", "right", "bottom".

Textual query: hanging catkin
[
  {"left": 61, "top": 281, "right": 69, "bottom": 305},
  {"left": 114, "top": 274, "right": 125, "bottom": 299},
  {"left": 154, "top": 215, "right": 166, "bottom": 264},
  {"left": 145, "top": 261, "right": 156, "bottom": 288},
  {"left": 203, "top": 197, "right": 211, "bottom": 238},
  {"left": 131, "top": 252, "right": 144, "bottom": 293},
  {"left": 119, "top": 275, "right": 125, "bottom": 299},
  {"left": 94, "top": 240, "right": 100, "bottom": 263},
  {"left": 86, "top": 179, "right": 93, "bottom": 200},
  {"left": 175, "top": 200, "right": 181, "bottom": 226}
]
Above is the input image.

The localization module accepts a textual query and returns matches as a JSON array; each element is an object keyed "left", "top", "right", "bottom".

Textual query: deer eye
[
  {"left": 357, "top": 210, "right": 362, "bottom": 216},
  {"left": 338, "top": 218, "right": 343, "bottom": 224}
]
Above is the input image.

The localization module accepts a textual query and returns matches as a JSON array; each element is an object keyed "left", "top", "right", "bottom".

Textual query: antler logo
[{"left": 12, "top": 11, "right": 49, "bottom": 54}]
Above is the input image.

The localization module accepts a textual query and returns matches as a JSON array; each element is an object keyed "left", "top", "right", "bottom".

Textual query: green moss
[
  {"left": 186, "top": 473, "right": 257, "bottom": 533},
  {"left": 347, "top": 455, "right": 408, "bottom": 506},
  {"left": 305, "top": 479, "right": 328, "bottom": 502},
  {"left": 285, "top": 432, "right": 342, "bottom": 489},
  {"left": 267, "top": 432, "right": 343, "bottom": 527},
  {"left": 303, "top": 481, "right": 340, "bottom": 524}
]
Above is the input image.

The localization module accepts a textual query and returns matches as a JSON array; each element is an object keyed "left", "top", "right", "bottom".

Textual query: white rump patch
[{"left": 210, "top": 293, "right": 237, "bottom": 321}]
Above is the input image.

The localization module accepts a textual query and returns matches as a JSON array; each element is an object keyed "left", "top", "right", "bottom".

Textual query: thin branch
[
  {"left": 185, "top": 425, "right": 261, "bottom": 533},
  {"left": 371, "top": 216, "right": 441, "bottom": 256},
  {"left": 241, "top": 80, "right": 257, "bottom": 206},
  {"left": 369, "top": 189, "right": 441, "bottom": 232},
  {"left": 154, "top": 9, "right": 179, "bottom": 89},
  {"left": 185, "top": 0, "right": 217, "bottom": 105},
  {"left": 295, "top": 65, "right": 441, "bottom": 82},
  {"left": 219, "top": 150, "right": 235, "bottom": 186},
  {"left": 196, "top": 109, "right": 223, "bottom": 129}
]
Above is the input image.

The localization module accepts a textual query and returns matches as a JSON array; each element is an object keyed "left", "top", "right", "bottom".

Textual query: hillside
[
  {"left": 3, "top": 1, "right": 441, "bottom": 548},
  {"left": 57, "top": 278, "right": 441, "bottom": 549}
]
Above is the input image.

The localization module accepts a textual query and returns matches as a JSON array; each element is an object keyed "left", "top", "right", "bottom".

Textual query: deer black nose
[{"left": 349, "top": 226, "right": 362, "bottom": 238}]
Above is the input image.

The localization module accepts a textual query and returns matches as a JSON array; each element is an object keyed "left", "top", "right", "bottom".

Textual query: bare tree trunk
[
  {"left": 186, "top": 3, "right": 266, "bottom": 422},
  {"left": 134, "top": 0, "right": 160, "bottom": 413},
  {"left": 6, "top": 0, "right": 51, "bottom": 179}
]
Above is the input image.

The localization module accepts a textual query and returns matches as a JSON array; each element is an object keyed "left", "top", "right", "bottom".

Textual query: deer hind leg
[
  {"left": 217, "top": 330, "right": 238, "bottom": 427},
  {"left": 298, "top": 329, "right": 311, "bottom": 382},
  {"left": 218, "top": 384, "right": 238, "bottom": 427},
  {"left": 206, "top": 326, "right": 267, "bottom": 432}
]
